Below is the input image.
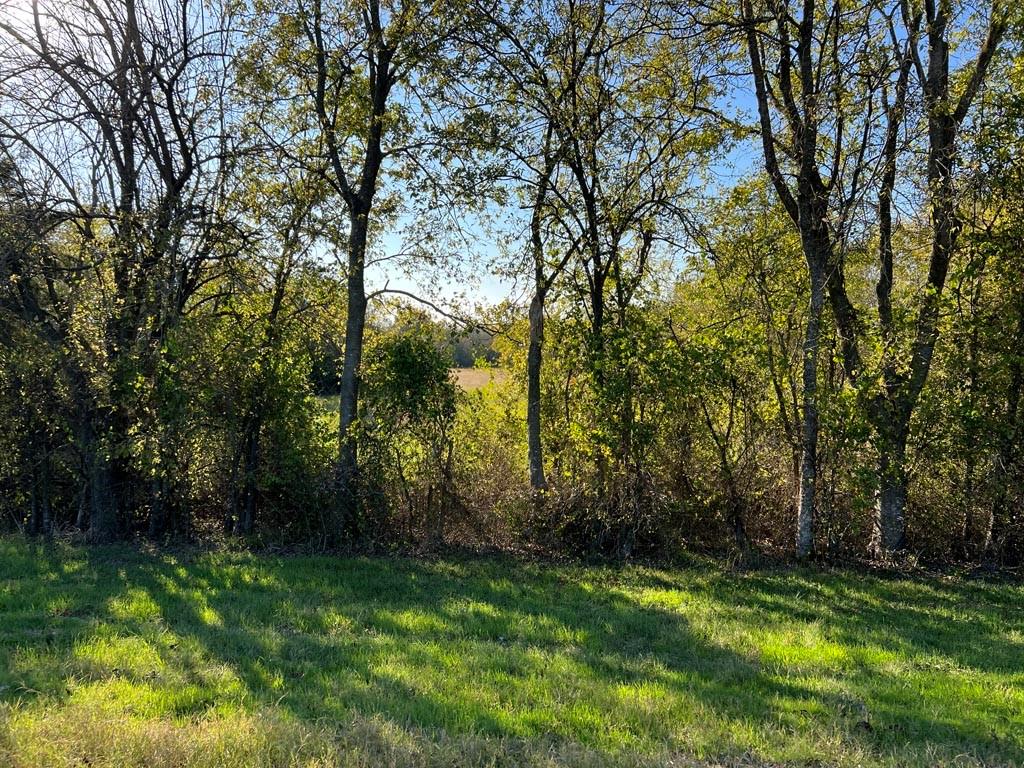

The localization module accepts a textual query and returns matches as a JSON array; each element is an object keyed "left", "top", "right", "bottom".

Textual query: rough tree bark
[
  {"left": 337, "top": 210, "right": 370, "bottom": 523},
  {"left": 796, "top": 257, "right": 825, "bottom": 558}
]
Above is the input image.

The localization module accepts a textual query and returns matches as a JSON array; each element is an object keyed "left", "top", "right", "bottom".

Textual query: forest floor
[{"left": 0, "top": 537, "right": 1021, "bottom": 768}]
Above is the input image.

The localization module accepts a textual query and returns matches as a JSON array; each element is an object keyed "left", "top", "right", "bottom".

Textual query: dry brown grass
[
  {"left": 451, "top": 367, "right": 509, "bottom": 391},
  {"left": 0, "top": 704, "right": 762, "bottom": 768}
]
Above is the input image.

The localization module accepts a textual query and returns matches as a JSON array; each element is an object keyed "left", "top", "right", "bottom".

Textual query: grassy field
[
  {"left": 0, "top": 538, "right": 1021, "bottom": 767},
  {"left": 316, "top": 369, "right": 509, "bottom": 418},
  {"left": 451, "top": 367, "right": 509, "bottom": 391}
]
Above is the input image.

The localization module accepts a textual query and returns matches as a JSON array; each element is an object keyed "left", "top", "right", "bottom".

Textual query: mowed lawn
[{"left": 0, "top": 538, "right": 1021, "bottom": 767}]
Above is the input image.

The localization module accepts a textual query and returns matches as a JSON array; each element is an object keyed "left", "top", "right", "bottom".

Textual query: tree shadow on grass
[
  {"left": 1, "top": 540, "right": 1021, "bottom": 765},
  {"left": 620, "top": 565, "right": 1023, "bottom": 758}
]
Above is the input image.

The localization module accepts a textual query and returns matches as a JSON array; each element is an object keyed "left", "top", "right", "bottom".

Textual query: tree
[
  {"left": 0, "top": 0, "right": 236, "bottom": 540},
  {"left": 472, "top": 0, "right": 723, "bottom": 500},
  {"left": 462, "top": 0, "right": 585, "bottom": 492},
  {"left": 732, "top": 0, "right": 882, "bottom": 556},
  {"left": 816, "top": 0, "right": 1008, "bottom": 555},
  {"left": 239, "top": 0, "right": 478, "bottom": 533}
]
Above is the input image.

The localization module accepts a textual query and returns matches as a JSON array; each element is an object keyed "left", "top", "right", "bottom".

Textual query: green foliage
[
  {"left": 0, "top": 0, "right": 1022, "bottom": 564},
  {"left": 364, "top": 322, "right": 458, "bottom": 436},
  {"left": 359, "top": 317, "right": 460, "bottom": 544}
]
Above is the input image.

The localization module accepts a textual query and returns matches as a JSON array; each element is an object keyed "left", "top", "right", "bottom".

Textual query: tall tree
[
  {"left": 472, "top": 0, "right": 722, "bottom": 498},
  {"left": 462, "top": 0, "right": 584, "bottom": 492},
  {"left": 239, "top": 0, "right": 469, "bottom": 532},
  {"left": 734, "top": 0, "right": 879, "bottom": 556},
  {"left": 816, "top": 0, "right": 1008, "bottom": 555},
  {"left": 0, "top": 0, "right": 235, "bottom": 540}
]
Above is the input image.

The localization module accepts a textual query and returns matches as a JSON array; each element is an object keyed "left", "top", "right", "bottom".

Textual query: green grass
[{"left": 0, "top": 537, "right": 1021, "bottom": 767}]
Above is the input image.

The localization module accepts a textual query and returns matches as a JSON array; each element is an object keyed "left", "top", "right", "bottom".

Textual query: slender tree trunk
[
  {"left": 239, "top": 417, "right": 260, "bottom": 536},
  {"left": 307, "top": 0, "right": 391, "bottom": 538},
  {"left": 590, "top": 272, "right": 609, "bottom": 492},
  {"left": 338, "top": 211, "right": 369, "bottom": 531},
  {"left": 526, "top": 124, "right": 557, "bottom": 494},
  {"left": 796, "top": 258, "right": 824, "bottom": 559},
  {"left": 527, "top": 290, "right": 547, "bottom": 490}
]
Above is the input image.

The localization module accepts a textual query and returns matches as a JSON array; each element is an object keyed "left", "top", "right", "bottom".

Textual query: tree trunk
[
  {"left": 795, "top": 256, "right": 825, "bottom": 559},
  {"left": 868, "top": 90, "right": 954, "bottom": 563},
  {"left": 337, "top": 211, "right": 369, "bottom": 532},
  {"left": 590, "top": 271, "right": 609, "bottom": 492},
  {"left": 527, "top": 290, "right": 547, "bottom": 491},
  {"left": 875, "top": 428, "right": 908, "bottom": 556},
  {"left": 88, "top": 443, "right": 118, "bottom": 542},
  {"left": 239, "top": 417, "right": 260, "bottom": 536}
]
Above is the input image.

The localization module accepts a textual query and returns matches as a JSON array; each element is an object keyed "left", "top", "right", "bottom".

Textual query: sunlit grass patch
[{"left": 0, "top": 537, "right": 1021, "bottom": 767}]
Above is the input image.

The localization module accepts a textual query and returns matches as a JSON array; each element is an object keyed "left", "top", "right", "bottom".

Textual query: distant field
[
  {"left": 451, "top": 367, "right": 509, "bottom": 391},
  {"left": 317, "top": 370, "right": 508, "bottom": 413},
  {"left": 1, "top": 537, "right": 1021, "bottom": 767}
]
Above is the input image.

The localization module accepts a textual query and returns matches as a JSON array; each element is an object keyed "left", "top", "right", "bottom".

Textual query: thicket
[{"left": 1, "top": 0, "right": 1022, "bottom": 564}]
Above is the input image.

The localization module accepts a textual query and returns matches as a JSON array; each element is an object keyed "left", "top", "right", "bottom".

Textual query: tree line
[{"left": 0, "top": 0, "right": 1021, "bottom": 563}]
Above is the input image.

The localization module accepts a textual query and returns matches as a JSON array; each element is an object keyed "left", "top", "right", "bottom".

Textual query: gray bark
[
  {"left": 337, "top": 211, "right": 369, "bottom": 527},
  {"left": 796, "top": 258, "right": 825, "bottom": 558},
  {"left": 875, "top": 433, "right": 908, "bottom": 555},
  {"left": 527, "top": 291, "right": 547, "bottom": 490}
]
